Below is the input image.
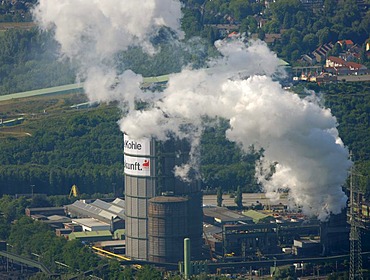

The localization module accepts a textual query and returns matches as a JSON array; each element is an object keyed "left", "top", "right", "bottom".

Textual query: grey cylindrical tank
[{"left": 148, "top": 196, "right": 188, "bottom": 263}]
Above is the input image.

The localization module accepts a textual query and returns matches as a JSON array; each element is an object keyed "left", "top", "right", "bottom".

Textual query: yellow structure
[{"left": 69, "top": 184, "right": 79, "bottom": 198}]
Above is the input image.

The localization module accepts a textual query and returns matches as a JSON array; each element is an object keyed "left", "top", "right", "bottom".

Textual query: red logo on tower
[{"left": 143, "top": 160, "right": 150, "bottom": 169}]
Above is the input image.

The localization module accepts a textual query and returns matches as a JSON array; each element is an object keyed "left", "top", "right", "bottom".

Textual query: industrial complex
[
  {"left": 4, "top": 133, "right": 367, "bottom": 278},
  {"left": 16, "top": 178, "right": 370, "bottom": 278}
]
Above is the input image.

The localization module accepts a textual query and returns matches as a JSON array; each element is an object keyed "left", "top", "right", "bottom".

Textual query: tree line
[{"left": 0, "top": 104, "right": 261, "bottom": 196}]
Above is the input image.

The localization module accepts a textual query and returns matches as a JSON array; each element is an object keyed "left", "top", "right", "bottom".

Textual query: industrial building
[
  {"left": 202, "top": 205, "right": 349, "bottom": 261},
  {"left": 25, "top": 206, "right": 65, "bottom": 217},
  {"left": 71, "top": 218, "right": 111, "bottom": 232},
  {"left": 68, "top": 230, "right": 113, "bottom": 242},
  {"left": 203, "top": 206, "right": 252, "bottom": 226},
  {"left": 65, "top": 198, "right": 125, "bottom": 231},
  {"left": 124, "top": 134, "right": 202, "bottom": 261}
]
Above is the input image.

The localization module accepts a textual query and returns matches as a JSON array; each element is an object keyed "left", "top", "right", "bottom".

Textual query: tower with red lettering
[{"left": 124, "top": 134, "right": 202, "bottom": 261}]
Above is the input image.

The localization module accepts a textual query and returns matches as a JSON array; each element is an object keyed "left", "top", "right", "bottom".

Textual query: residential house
[
  {"left": 325, "top": 56, "right": 368, "bottom": 75},
  {"left": 337, "top": 39, "right": 354, "bottom": 51},
  {"left": 312, "top": 43, "right": 333, "bottom": 63}
]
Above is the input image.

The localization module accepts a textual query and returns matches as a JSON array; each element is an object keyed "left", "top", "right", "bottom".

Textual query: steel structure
[{"left": 349, "top": 158, "right": 363, "bottom": 280}]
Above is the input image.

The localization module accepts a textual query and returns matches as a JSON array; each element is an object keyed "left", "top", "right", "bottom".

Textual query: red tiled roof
[
  {"left": 346, "top": 61, "right": 363, "bottom": 69},
  {"left": 328, "top": 56, "right": 346, "bottom": 64},
  {"left": 338, "top": 39, "right": 354, "bottom": 46}
]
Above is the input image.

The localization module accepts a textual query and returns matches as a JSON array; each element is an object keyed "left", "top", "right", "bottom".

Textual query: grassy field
[{"left": 0, "top": 92, "right": 88, "bottom": 138}]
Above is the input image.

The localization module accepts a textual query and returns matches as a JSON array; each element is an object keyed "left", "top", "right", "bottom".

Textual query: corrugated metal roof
[
  {"left": 0, "top": 75, "right": 168, "bottom": 102},
  {"left": 203, "top": 207, "right": 252, "bottom": 223},
  {"left": 72, "top": 218, "right": 110, "bottom": 227},
  {"left": 99, "top": 210, "right": 116, "bottom": 220},
  {"left": 66, "top": 200, "right": 120, "bottom": 223},
  {"left": 111, "top": 198, "right": 125, "bottom": 208},
  {"left": 91, "top": 199, "right": 125, "bottom": 218},
  {"left": 0, "top": 83, "right": 83, "bottom": 102}
]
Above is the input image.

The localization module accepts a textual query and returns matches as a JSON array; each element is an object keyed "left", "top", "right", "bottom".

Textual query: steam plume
[{"left": 33, "top": 1, "right": 351, "bottom": 220}]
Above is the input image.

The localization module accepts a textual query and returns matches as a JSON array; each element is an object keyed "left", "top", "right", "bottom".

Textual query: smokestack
[{"left": 184, "top": 238, "right": 191, "bottom": 280}]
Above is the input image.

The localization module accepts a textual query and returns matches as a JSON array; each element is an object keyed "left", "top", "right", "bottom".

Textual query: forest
[{"left": 0, "top": 81, "right": 369, "bottom": 197}]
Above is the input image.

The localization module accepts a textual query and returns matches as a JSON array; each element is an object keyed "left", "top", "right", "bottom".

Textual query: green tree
[
  {"left": 216, "top": 187, "right": 223, "bottom": 207},
  {"left": 234, "top": 186, "right": 243, "bottom": 209},
  {"left": 229, "top": 0, "right": 251, "bottom": 21},
  {"left": 135, "top": 265, "right": 162, "bottom": 280},
  {"left": 181, "top": 8, "right": 202, "bottom": 39},
  {"left": 122, "top": 266, "right": 134, "bottom": 280},
  {"left": 302, "top": 33, "right": 318, "bottom": 52}
]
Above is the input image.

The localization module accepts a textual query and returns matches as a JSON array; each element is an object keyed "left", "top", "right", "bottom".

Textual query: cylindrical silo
[{"left": 148, "top": 196, "right": 188, "bottom": 263}]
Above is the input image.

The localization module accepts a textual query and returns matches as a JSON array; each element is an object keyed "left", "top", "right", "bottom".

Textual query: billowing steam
[
  {"left": 33, "top": 0, "right": 183, "bottom": 105},
  {"left": 33, "top": 0, "right": 351, "bottom": 220}
]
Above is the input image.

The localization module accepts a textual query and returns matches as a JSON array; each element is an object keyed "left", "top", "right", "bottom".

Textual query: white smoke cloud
[
  {"left": 33, "top": 0, "right": 183, "bottom": 103},
  {"left": 120, "top": 41, "right": 351, "bottom": 220},
  {"left": 33, "top": 0, "right": 183, "bottom": 59},
  {"left": 33, "top": 1, "right": 351, "bottom": 220}
]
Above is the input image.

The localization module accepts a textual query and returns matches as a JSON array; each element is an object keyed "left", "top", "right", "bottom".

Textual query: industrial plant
[
  {"left": 2, "top": 132, "right": 365, "bottom": 278},
  {"left": 16, "top": 181, "right": 370, "bottom": 278}
]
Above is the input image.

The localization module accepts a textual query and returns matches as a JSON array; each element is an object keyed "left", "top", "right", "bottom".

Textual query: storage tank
[{"left": 148, "top": 196, "right": 188, "bottom": 263}]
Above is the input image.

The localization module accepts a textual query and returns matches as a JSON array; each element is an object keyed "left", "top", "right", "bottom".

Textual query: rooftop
[
  {"left": 69, "top": 230, "right": 112, "bottom": 240},
  {"left": 72, "top": 218, "right": 110, "bottom": 228},
  {"left": 242, "top": 210, "right": 274, "bottom": 223},
  {"left": 203, "top": 206, "right": 252, "bottom": 224}
]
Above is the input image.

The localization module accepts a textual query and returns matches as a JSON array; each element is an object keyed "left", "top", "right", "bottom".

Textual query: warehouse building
[{"left": 65, "top": 199, "right": 125, "bottom": 231}]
